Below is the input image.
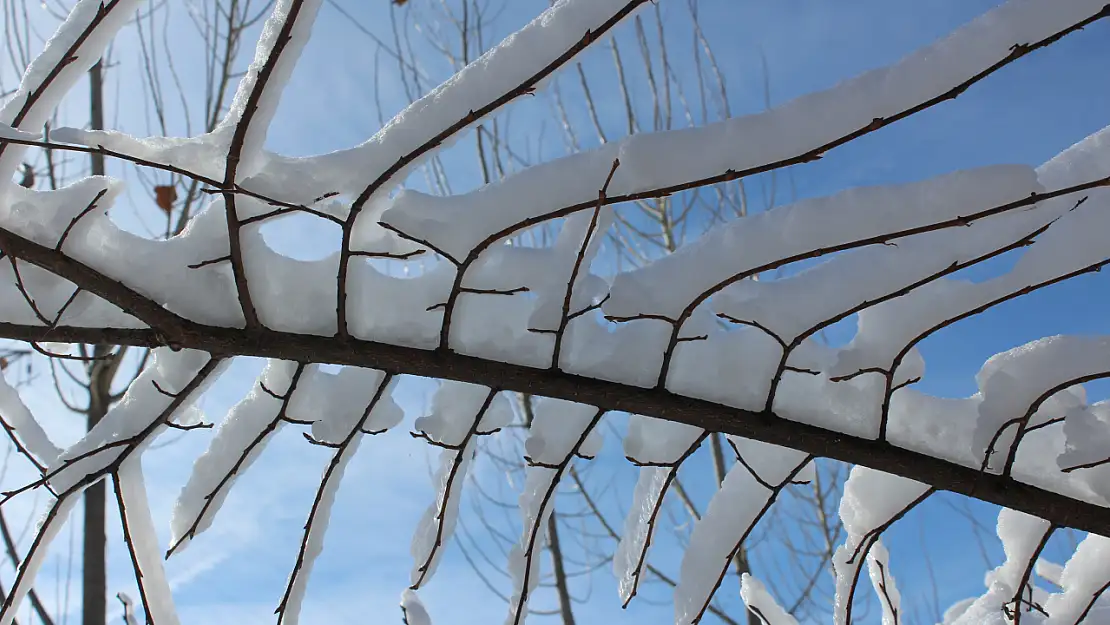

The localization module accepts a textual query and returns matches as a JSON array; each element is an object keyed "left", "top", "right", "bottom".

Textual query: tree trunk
[
  {"left": 82, "top": 60, "right": 107, "bottom": 625},
  {"left": 546, "top": 512, "right": 577, "bottom": 625},
  {"left": 82, "top": 400, "right": 107, "bottom": 625}
]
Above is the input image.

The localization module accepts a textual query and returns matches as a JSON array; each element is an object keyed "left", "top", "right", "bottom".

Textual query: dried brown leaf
[{"left": 154, "top": 185, "right": 177, "bottom": 214}]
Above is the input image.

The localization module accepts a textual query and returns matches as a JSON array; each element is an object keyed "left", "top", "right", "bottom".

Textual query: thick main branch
[{"left": 0, "top": 320, "right": 1105, "bottom": 537}]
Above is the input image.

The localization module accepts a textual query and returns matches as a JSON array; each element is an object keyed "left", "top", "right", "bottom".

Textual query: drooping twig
[{"left": 275, "top": 373, "right": 395, "bottom": 623}]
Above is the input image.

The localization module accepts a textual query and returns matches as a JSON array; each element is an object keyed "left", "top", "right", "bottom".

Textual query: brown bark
[
  {"left": 546, "top": 512, "right": 577, "bottom": 625},
  {"left": 0, "top": 318, "right": 1105, "bottom": 538},
  {"left": 82, "top": 59, "right": 107, "bottom": 625}
]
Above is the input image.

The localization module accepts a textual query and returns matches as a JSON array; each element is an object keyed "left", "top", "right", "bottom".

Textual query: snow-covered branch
[{"left": 0, "top": 0, "right": 1108, "bottom": 623}]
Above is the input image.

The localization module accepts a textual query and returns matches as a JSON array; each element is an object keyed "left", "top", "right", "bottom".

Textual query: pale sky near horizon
[{"left": 1, "top": 1, "right": 1109, "bottom": 624}]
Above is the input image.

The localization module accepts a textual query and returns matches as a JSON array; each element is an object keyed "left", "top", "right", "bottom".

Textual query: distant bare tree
[{"left": 0, "top": 1, "right": 270, "bottom": 623}]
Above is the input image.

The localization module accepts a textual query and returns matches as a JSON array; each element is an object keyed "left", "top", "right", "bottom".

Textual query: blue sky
[{"left": 2, "top": 0, "right": 1110, "bottom": 624}]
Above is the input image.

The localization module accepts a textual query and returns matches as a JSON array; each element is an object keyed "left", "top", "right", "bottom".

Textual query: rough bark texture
[{"left": 0, "top": 318, "right": 1105, "bottom": 538}]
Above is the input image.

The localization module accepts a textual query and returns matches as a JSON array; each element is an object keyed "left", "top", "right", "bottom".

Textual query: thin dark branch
[
  {"left": 335, "top": 0, "right": 652, "bottom": 338},
  {"left": 54, "top": 188, "right": 108, "bottom": 252},
  {"left": 166, "top": 364, "right": 307, "bottom": 557},
  {"left": 275, "top": 373, "right": 395, "bottom": 621},
  {"left": 411, "top": 388, "right": 499, "bottom": 589}
]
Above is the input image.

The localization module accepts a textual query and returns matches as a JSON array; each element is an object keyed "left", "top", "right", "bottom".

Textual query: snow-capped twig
[
  {"left": 168, "top": 362, "right": 307, "bottom": 557},
  {"left": 275, "top": 372, "right": 395, "bottom": 624}
]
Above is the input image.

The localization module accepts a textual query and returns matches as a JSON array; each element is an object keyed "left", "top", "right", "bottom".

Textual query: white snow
[
  {"left": 987, "top": 508, "right": 1053, "bottom": 597},
  {"left": 948, "top": 508, "right": 1062, "bottom": 625},
  {"left": 526, "top": 208, "right": 614, "bottom": 343},
  {"left": 605, "top": 165, "right": 1039, "bottom": 322},
  {"left": 832, "top": 467, "right": 931, "bottom": 625},
  {"left": 665, "top": 326, "right": 785, "bottom": 411},
  {"left": 401, "top": 589, "right": 434, "bottom": 625},
  {"left": 622, "top": 415, "right": 704, "bottom": 465},
  {"left": 171, "top": 360, "right": 301, "bottom": 552},
  {"left": 674, "top": 439, "right": 810, "bottom": 625},
  {"left": 612, "top": 465, "right": 671, "bottom": 605},
  {"left": 740, "top": 574, "right": 799, "bottom": 625},
  {"left": 0, "top": 124, "right": 38, "bottom": 141},
  {"left": 2, "top": 176, "right": 121, "bottom": 249},
  {"left": 560, "top": 317, "right": 672, "bottom": 387},
  {"left": 522, "top": 398, "right": 603, "bottom": 466},
  {"left": 0, "top": 0, "right": 144, "bottom": 183},
  {"left": 0, "top": 187, "right": 245, "bottom": 328},
  {"left": 410, "top": 383, "right": 511, "bottom": 586},
  {"left": 886, "top": 391, "right": 982, "bottom": 468},
  {"left": 0, "top": 0, "right": 1109, "bottom": 623},
  {"left": 381, "top": 0, "right": 1105, "bottom": 267},
  {"left": 0, "top": 370, "right": 61, "bottom": 466},
  {"left": 1059, "top": 400, "right": 1110, "bottom": 502},
  {"left": 49, "top": 350, "right": 226, "bottom": 495},
  {"left": 115, "top": 457, "right": 181, "bottom": 625},
  {"left": 279, "top": 401, "right": 370, "bottom": 625},
  {"left": 1045, "top": 534, "right": 1110, "bottom": 625},
  {"left": 305, "top": 0, "right": 644, "bottom": 200},
  {"left": 214, "top": 0, "right": 324, "bottom": 180},
  {"left": 866, "top": 541, "right": 902, "bottom": 625},
  {"left": 49, "top": 128, "right": 232, "bottom": 183},
  {"left": 297, "top": 367, "right": 402, "bottom": 443},
  {"left": 0, "top": 498, "right": 79, "bottom": 625},
  {"left": 507, "top": 398, "right": 603, "bottom": 625},
  {"left": 832, "top": 124, "right": 1110, "bottom": 385},
  {"left": 613, "top": 417, "right": 706, "bottom": 606},
  {"left": 973, "top": 336, "right": 1110, "bottom": 473},
  {"left": 346, "top": 262, "right": 455, "bottom": 349}
]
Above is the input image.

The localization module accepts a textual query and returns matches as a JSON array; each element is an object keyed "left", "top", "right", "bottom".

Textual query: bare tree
[
  {"left": 0, "top": 1, "right": 1107, "bottom": 625},
  {"left": 0, "top": 1, "right": 270, "bottom": 623}
]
